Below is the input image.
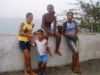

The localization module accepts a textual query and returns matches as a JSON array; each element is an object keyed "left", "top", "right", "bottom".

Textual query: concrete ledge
[{"left": 0, "top": 33, "right": 100, "bottom": 72}]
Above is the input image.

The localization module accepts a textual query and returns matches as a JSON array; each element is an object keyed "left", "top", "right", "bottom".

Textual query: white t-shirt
[{"left": 33, "top": 39, "right": 48, "bottom": 56}]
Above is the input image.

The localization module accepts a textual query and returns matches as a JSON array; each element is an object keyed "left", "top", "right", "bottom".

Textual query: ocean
[{"left": 0, "top": 17, "right": 42, "bottom": 34}]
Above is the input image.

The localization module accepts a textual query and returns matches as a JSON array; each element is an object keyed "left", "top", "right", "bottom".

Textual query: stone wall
[{"left": 0, "top": 33, "right": 100, "bottom": 72}]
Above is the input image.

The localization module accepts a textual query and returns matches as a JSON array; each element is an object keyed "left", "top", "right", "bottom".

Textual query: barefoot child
[{"left": 32, "top": 29, "right": 52, "bottom": 75}]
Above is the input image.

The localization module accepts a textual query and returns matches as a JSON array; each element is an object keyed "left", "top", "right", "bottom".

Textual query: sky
[
  {"left": 0, "top": 0, "right": 92, "bottom": 19},
  {"left": 0, "top": 0, "right": 98, "bottom": 34}
]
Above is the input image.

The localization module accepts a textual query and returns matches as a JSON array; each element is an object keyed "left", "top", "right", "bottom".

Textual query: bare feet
[
  {"left": 30, "top": 71, "right": 37, "bottom": 75},
  {"left": 72, "top": 67, "right": 82, "bottom": 74},
  {"left": 54, "top": 50, "right": 62, "bottom": 56},
  {"left": 24, "top": 72, "right": 30, "bottom": 75}
]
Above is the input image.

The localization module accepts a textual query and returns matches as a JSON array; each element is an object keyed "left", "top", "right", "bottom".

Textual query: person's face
[
  {"left": 47, "top": 6, "right": 54, "bottom": 14},
  {"left": 37, "top": 31, "right": 43, "bottom": 40},
  {"left": 26, "top": 15, "right": 33, "bottom": 24},
  {"left": 67, "top": 13, "right": 73, "bottom": 21}
]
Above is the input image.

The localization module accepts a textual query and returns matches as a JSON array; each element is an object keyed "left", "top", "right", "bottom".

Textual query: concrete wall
[{"left": 0, "top": 33, "right": 100, "bottom": 72}]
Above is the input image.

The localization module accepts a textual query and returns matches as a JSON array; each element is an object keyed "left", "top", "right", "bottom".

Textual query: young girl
[
  {"left": 32, "top": 29, "right": 52, "bottom": 75},
  {"left": 41, "top": 4, "right": 62, "bottom": 56},
  {"left": 18, "top": 12, "right": 37, "bottom": 75},
  {"left": 62, "top": 12, "right": 82, "bottom": 74}
]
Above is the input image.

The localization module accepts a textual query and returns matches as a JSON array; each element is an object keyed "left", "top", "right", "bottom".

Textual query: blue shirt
[{"left": 66, "top": 21, "right": 76, "bottom": 34}]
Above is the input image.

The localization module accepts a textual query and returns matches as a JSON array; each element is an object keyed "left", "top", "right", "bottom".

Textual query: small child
[{"left": 32, "top": 29, "right": 52, "bottom": 75}]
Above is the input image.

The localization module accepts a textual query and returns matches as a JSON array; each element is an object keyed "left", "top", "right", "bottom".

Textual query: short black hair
[
  {"left": 47, "top": 4, "right": 54, "bottom": 9},
  {"left": 67, "top": 12, "right": 74, "bottom": 16},
  {"left": 26, "top": 12, "right": 33, "bottom": 18},
  {"left": 37, "top": 29, "right": 44, "bottom": 34}
]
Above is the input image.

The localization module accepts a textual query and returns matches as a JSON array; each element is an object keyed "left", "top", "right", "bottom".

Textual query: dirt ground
[{"left": 0, "top": 59, "right": 100, "bottom": 75}]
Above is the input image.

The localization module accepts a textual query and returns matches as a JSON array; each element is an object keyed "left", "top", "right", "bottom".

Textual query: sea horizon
[{"left": 0, "top": 17, "right": 42, "bottom": 34}]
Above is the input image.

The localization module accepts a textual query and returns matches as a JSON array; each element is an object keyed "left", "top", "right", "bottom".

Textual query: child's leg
[
  {"left": 43, "top": 62, "right": 47, "bottom": 73},
  {"left": 42, "top": 54, "right": 48, "bottom": 74},
  {"left": 38, "top": 55, "right": 43, "bottom": 74},
  {"left": 38, "top": 62, "right": 42, "bottom": 73}
]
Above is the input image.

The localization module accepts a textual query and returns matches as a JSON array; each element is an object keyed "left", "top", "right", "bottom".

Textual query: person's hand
[
  {"left": 70, "top": 34, "right": 76, "bottom": 38},
  {"left": 52, "top": 30, "right": 54, "bottom": 35},
  {"left": 29, "top": 34, "right": 34, "bottom": 37},
  {"left": 49, "top": 32, "right": 53, "bottom": 36},
  {"left": 33, "top": 31, "right": 37, "bottom": 35},
  {"left": 49, "top": 53, "right": 52, "bottom": 57},
  {"left": 53, "top": 28, "right": 56, "bottom": 31}
]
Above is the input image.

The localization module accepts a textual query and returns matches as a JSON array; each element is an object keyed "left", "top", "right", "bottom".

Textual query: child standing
[{"left": 32, "top": 29, "right": 52, "bottom": 75}]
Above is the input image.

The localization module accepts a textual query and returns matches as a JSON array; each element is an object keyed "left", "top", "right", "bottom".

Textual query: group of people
[{"left": 18, "top": 4, "right": 81, "bottom": 75}]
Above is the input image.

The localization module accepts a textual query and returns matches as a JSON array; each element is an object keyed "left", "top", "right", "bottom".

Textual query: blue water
[{"left": 0, "top": 17, "right": 41, "bottom": 34}]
